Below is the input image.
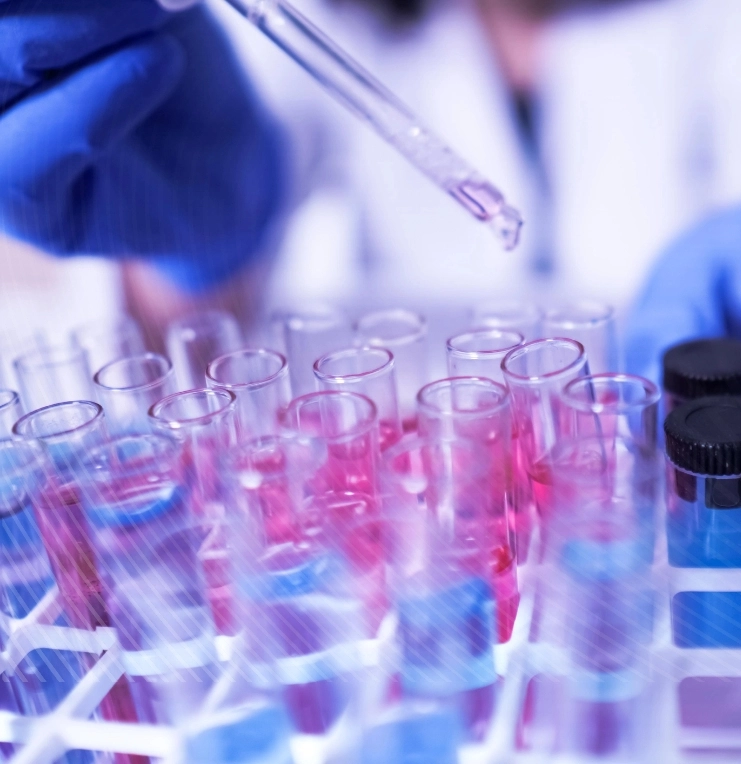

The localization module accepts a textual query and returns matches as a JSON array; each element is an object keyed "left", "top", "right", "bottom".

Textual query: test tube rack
[{"left": 2, "top": 520, "right": 741, "bottom": 764}]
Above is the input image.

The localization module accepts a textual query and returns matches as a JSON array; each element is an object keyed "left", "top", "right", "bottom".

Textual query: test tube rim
[
  {"left": 417, "top": 376, "right": 510, "bottom": 421},
  {"left": 148, "top": 387, "right": 237, "bottom": 430},
  {"left": 561, "top": 372, "right": 661, "bottom": 415},
  {"left": 70, "top": 314, "right": 142, "bottom": 347},
  {"left": 279, "top": 304, "right": 347, "bottom": 334},
  {"left": 206, "top": 348, "right": 288, "bottom": 392},
  {"left": 472, "top": 298, "right": 543, "bottom": 322},
  {"left": 446, "top": 328, "right": 525, "bottom": 360},
  {"left": 354, "top": 308, "right": 428, "bottom": 347},
  {"left": 0, "top": 389, "right": 20, "bottom": 412},
  {"left": 12, "top": 400, "right": 104, "bottom": 443},
  {"left": 93, "top": 352, "right": 173, "bottom": 394},
  {"left": 281, "top": 389, "right": 378, "bottom": 443},
  {"left": 14, "top": 343, "right": 89, "bottom": 373},
  {"left": 542, "top": 299, "right": 615, "bottom": 331},
  {"left": 313, "top": 346, "right": 395, "bottom": 383},
  {"left": 501, "top": 337, "right": 586, "bottom": 385},
  {"left": 166, "top": 308, "right": 241, "bottom": 341}
]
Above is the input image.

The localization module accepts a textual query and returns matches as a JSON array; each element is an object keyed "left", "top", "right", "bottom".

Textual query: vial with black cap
[
  {"left": 664, "top": 396, "right": 741, "bottom": 647},
  {"left": 662, "top": 338, "right": 741, "bottom": 414}
]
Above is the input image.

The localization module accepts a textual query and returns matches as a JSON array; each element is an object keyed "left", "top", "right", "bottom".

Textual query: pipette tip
[{"left": 491, "top": 205, "right": 524, "bottom": 251}]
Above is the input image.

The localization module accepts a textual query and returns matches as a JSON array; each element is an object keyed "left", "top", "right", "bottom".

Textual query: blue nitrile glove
[
  {"left": 626, "top": 206, "right": 741, "bottom": 384},
  {"left": 0, "top": 0, "right": 285, "bottom": 292}
]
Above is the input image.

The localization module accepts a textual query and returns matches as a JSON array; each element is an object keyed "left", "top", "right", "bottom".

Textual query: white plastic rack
[{"left": 2, "top": 523, "right": 741, "bottom": 764}]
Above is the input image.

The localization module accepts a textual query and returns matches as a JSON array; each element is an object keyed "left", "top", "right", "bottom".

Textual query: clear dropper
[{"left": 217, "top": 0, "right": 524, "bottom": 249}]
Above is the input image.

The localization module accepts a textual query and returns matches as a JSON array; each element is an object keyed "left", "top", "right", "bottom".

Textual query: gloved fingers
[
  {"left": 0, "top": 0, "right": 169, "bottom": 109},
  {"left": 625, "top": 210, "right": 741, "bottom": 384},
  {"left": 0, "top": 34, "right": 184, "bottom": 253}
]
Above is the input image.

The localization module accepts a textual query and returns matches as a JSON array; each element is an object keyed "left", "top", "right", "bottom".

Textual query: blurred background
[{"left": 3, "top": 0, "right": 740, "bottom": 350}]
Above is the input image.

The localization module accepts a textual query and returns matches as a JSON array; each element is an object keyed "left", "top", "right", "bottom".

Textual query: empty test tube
[
  {"left": 71, "top": 315, "right": 146, "bottom": 376},
  {"left": 355, "top": 309, "right": 428, "bottom": 432},
  {"left": 314, "top": 346, "right": 402, "bottom": 451},
  {"left": 167, "top": 310, "right": 243, "bottom": 391},
  {"left": 417, "top": 377, "right": 518, "bottom": 641},
  {"left": 14, "top": 343, "right": 94, "bottom": 412},
  {"left": 446, "top": 329, "right": 524, "bottom": 384},
  {"left": 381, "top": 437, "right": 498, "bottom": 743},
  {"left": 150, "top": 388, "right": 239, "bottom": 634},
  {"left": 470, "top": 301, "right": 543, "bottom": 341},
  {"left": 94, "top": 353, "right": 175, "bottom": 435},
  {"left": 207, "top": 348, "right": 290, "bottom": 438},
  {"left": 502, "top": 338, "right": 588, "bottom": 527},
  {"left": 76, "top": 433, "right": 219, "bottom": 724},
  {"left": 542, "top": 301, "right": 618, "bottom": 374},
  {"left": 276, "top": 305, "right": 352, "bottom": 397},
  {"left": 0, "top": 390, "right": 21, "bottom": 440}
]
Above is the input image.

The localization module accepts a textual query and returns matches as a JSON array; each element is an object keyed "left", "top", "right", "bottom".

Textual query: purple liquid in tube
[
  {"left": 80, "top": 438, "right": 218, "bottom": 726},
  {"left": 32, "top": 480, "right": 148, "bottom": 764}
]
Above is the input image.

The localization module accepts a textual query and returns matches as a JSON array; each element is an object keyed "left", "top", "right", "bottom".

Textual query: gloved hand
[
  {"left": 625, "top": 206, "right": 741, "bottom": 384},
  {"left": 0, "top": 0, "right": 285, "bottom": 292}
]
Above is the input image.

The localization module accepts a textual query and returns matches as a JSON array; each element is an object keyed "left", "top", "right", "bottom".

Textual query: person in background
[{"left": 0, "top": 0, "right": 739, "bottom": 375}]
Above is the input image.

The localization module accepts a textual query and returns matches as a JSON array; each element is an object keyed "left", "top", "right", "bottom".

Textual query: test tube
[
  {"left": 470, "top": 300, "right": 543, "bottom": 341},
  {"left": 149, "top": 388, "right": 239, "bottom": 634},
  {"left": 381, "top": 437, "right": 497, "bottom": 743},
  {"left": 417, "top": 377, "right": 518, "bottom": 641},
  {"left": 94, "top": 353, "right": 175, "bottom": 435},
  {"left": 70, "top": 315, "right": 146, "bottom": 376},
  {"left": 206, "top": 348, "right": 290, "bottom": 438},
  {"left": 664, "top": 396, "right": 741, "bottom": 647},
  {"left": 76, "top": 433, "right": 219, "bottom": 724},
  {"left": 558, "top": 375, "right": 660, "bottom": 533},
  {"left": 166, "top": 310, "right": 243, "bottom": 391},
  {"left": 502, "top": 338, "right": 588, "bottom": 531},
  {"left": 661, "top": 337, "right": 741, "bottom": 414},
  {"left": 0, "top": 331, "right": 46, "bottom": 391},
  {"left": 355, "top": 309, "right": 428, "bottom": 432},
  {"left": 0, "top": 440, "right": 86, "bottom": 728},
  {"left": 446, "top": 329, "right": 524, "bottom": 384},
  {"left": 314, "top": 347, "right": 402, "bottom": 450},
  {"left": 0, "top": 390, "right": 22, "bottom": 440},
  {"left": 542, "top": 300, "right": 618, "bottom": 374},
  {"left": 532, "top": 503, "right": 652, "bottom": 759},
  {"left": 277, "top": 305, "right": 352, "bottom": 397},
  {"left": 14, "top": 343, "right": 94, "bottom": 412},
  {"left": 12, "top": 402, "right": 145, "bottom": 748},
  {"left": 280, "top": 390, "right": 380, "bottom": 502},
  {"left": 225, "top": 435, "right": 363, "bottom": 735}
]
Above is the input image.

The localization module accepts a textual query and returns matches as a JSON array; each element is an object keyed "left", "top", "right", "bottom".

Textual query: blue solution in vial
[
  {"left": 85, "top": 476, "right": 219, "bottom": 724},
  {"left": 184, "top": 702, "right": 294, "bottom": 764},
  {"left": 0, "top": 443, "right": 90, "bottom": 764},
  {"left": 397, "top": 576, "right": 496, "bottom": 744},
  {"left": 560, "top": 530, "right": 652, "bottom": 758},
  {"left": 665, "top": 397, "right": 741, "bottom": 647},
  {"left": 242, "top": 545, "right": 355, "bottom": 735},
  {"left": 362, "top": 704, "right": 460, "bottom": 764}
]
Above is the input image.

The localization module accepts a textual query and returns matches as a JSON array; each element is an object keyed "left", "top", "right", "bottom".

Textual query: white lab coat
[
  {"left": 1, "top": 0, "right": 741, "bottom": 352},
  {"left": 217, "top": 0, "right": 741, "bottom": 318}
]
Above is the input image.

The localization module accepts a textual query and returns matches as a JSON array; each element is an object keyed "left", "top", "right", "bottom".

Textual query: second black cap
[
  {"left": 665, "top": 396, "right": 741, "bottom": 475},
  {"left": 663, "top": 338, "right": 741, "bottom": 401}
]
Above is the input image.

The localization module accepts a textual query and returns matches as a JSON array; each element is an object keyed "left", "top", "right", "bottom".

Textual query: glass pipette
[{"left": 218, "top": 0, "right": 524, "bottom": 249}]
